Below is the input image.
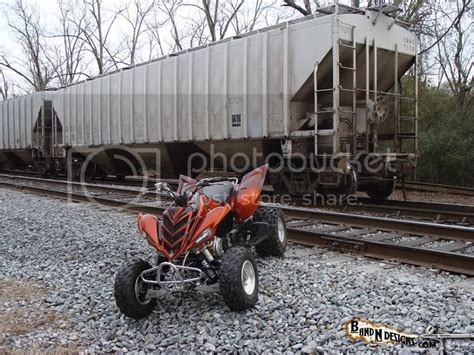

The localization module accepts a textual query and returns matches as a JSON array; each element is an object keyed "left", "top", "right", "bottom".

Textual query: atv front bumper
[{"left": 140, "top": 262, "right": 203, "bottom": 292}]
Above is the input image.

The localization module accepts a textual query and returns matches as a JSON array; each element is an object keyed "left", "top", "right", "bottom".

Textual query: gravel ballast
[{"left": 0, "top": 188, "right": 472, "bottom": 353}]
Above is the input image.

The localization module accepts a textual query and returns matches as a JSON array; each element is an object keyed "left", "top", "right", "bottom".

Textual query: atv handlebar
[
  {"left": 154, "top": 182, "right": 180, "bottom": 199},
  {"left": 197, "top": 177, "right": 238, "bottom": 186},
  {"left": 152, "top": 177, "right": 239, "bottom": 206}
]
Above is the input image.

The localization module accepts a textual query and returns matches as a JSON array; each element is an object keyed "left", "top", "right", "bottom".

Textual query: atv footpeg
[{"left": 140, "top": 262, "right": 203, "bottom": 292}]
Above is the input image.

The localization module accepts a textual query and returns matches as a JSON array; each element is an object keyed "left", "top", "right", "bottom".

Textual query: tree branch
[{"left": 282, "top": 0, "right": 311, "bottom": 16}]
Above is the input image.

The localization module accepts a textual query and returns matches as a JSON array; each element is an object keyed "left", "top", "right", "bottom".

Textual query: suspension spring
[{"left": 200, "top": 259, "right": 218, "bottom": 281}]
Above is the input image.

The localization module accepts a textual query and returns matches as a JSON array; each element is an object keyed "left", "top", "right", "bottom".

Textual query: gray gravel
[{"left": 0, "top": 188, "right": 473, "bottom": 353}]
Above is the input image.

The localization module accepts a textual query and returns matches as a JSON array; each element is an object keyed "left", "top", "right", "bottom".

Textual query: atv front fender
[
  {"left": 137, "top": 213, "right": 160, "bottom": 250},
  {"left": 191, "top": 205, "right": 232, "bottom": 246}
]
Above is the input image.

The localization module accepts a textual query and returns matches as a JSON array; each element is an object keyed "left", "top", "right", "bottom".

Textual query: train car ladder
[
  {"left": 314, "top": 14, "right": 357, "bottom": 157},
  {"left": 338, "top": 22, "right": 357, "bottom": 156}
]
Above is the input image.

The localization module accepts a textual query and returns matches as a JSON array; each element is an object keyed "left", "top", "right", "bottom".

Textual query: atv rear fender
[{"left": 233, "top": 164, "right": 268, "bottom": 223}]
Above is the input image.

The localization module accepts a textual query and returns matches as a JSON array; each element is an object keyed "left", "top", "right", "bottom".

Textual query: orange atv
[{"left": 114, "top": 165, "right": 287, "bottom": 319}]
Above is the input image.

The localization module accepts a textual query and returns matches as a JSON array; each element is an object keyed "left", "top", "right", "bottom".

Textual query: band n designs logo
[{"left": 345, "top": 318, "right": 437, "bottom": 348}]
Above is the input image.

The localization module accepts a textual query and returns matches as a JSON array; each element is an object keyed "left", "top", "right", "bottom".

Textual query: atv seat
[{"left": 201, "top": 181, "right": 234, "bottom": 204}]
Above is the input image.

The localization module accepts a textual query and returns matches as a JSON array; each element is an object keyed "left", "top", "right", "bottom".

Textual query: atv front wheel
[
  {"left": 219, "top": 247, "right": 258, "bottom": 311},
  {"left": 114, "top": 259, "right": 156, "bottom": 320},
  {"left": 253, "top": 207, "right": 287, "bottom": 257}
]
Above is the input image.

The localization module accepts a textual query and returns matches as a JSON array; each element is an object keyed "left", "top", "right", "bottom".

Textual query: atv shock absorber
[
  {"left": 201, "top": 259, "right": 217, "bottom": 281},
  {"left": 200, "top": 250, "right": 218, "bottom": 282}
]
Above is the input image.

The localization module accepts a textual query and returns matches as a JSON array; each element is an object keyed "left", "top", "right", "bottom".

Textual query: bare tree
[
  {"left": 145, "top": 0, "right": 297, "bottom": 57},
  {"left": 418, "top": 0, "right": 471, "bottom": 55},
  {"left": 0, "top": 0, "right": 57, "bottom": 92},
  {"left": 282, "top": 0, "right": 314, "bottom": 16},
  {"left": 122, "top": 0, "right": 156, "bottom": 66},
  {"left": 0, "top": 68, "right": 9, "bottom": 100},
  {"left": 145, "top": 3, "right": 169, "bottom": 60},
  {"left": 53, "top": 0, "right": 88, "bottom": 86},
  {"left": 186, "top": 0, "right": 245, "bottom": 42},
  {"left": 263, "top": 2, "right": 295, "bottom": 27},
  {"left": 187, "top": 13, "right": 210, "bottom": 47},
  {"left": 435, "top": 0, "right": 472, "bottom": 106},
  {"left": 282, "top": 0, "right": 429, "bottom": 18},
  {"left": 160, "top": 0, "right": 184, "bottom": 52},
  {"left": 64, "top": 0, "right": 125, "bottom": 75},
  {"left": 231, "top": 0, "right": 277, "bottom": 34}
]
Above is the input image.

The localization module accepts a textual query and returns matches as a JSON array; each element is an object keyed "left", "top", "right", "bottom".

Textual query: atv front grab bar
[{"left": 140, "top": 262, "right": 203, "bottom": 292}]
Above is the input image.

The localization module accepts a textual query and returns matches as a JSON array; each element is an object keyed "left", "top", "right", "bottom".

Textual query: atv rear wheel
[
  {"left": 253, "top": 207, "right": 287, "bottom": 257},
  {"left": 219, "top": 247, "right": 258, "bottom": 311},
  {"left": 114, "top": 259, "right": 156, "bottom": 320}
]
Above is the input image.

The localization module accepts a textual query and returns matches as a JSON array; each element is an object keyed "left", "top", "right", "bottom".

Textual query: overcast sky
[
  {"left": 0, "top": 0, "right": 343, "bottom": 67},
  {"left": 0, "top": 0, "right": 304, "bottom": 92}
]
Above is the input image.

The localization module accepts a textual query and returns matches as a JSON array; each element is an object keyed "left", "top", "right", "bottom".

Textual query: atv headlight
[{"left": 196, "top": 228, "right": 212, "bottom": 245}]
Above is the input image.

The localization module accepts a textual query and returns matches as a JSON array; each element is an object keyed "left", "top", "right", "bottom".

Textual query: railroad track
[
  {"left": 4, "top": 169, "right": 473, "bottom": 200},
  {"left": 333, "top": 198, "right": 474, "bottom": 225},
  {"left": 125, "top": 175, "right": 474, "bottom": 197},
  {"left": 3, "top": 169, "right": 473, "bottom": 196},
  {"left": 126, "top": 174, "right": 474, "bottom": 198},
  {"left": 0, "top": 173, "right": 473, "bottom": 275},
  {"left": 397, "top": 180, "right": 474, "bottom": 196},
  {"left": 2, "top": 173, "right": 473, "bottom": 224},
  {"left": 121, "top": 176, "right": 474, "bottom": 224}
]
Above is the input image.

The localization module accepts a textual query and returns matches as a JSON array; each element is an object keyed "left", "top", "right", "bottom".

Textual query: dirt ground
[{"left": 0, "top": 279, "right": 79, "bottom": 353}]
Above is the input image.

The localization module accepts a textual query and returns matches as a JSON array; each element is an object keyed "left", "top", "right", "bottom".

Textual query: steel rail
[
  {"left": 279, "top": 206, "right": 474, "bottom": 241},
  {"left": 356, "top": 197, "right": 474, "bottom": 215},
  {"left": 110, "top": 178, "right": 474, "bottom": 222},
  {"left": 287, "top": 227, "right": 474, "bottom": 276},
  {"left": 0, "top": 173, "right": 160, "bottom": 197},
  {"left": 0, "top": 180, "right": 473, "bottom": 275},
  {"left": 335, "top": 201, "right": 474, "bottom": 223},
  {"left": 397, "top": 181, "right": 474, "bottom": 196},
  {"left": 1, "top": 173, "right": 473, "bottom": 226},
  {"left": 0, "top": 181, "right": 165, "bottom": 214},
  {"left": 3, "top": 172, "right": 473, "bottom": 212},
  {"left": 284, "top": 197, "right": 474, "bottom": 223},
  {"left": 127, "top": 175, "right": 474, "bottom": 196},
  {"left": 262, "top": 192, "right": 474, "bottom": 221},
  {"left": 1, "top": 174, "right": 473, "bottom": 239},
  {"left": 262, "top": 187, "right": 474, "bottom": 217},
  {"left": 2, "top": 170, "right": 473, "bottom": 196}
]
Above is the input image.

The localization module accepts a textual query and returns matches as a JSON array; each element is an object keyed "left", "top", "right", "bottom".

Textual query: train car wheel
[
  {"left": 366, "top": 178, "right": 396, "bottom": 201},
  {"left": 82, "top": 163, "right": 97, "bottom": 182},
  {"left": 318, "top": 169, "right": 358, "bottom": 204}
]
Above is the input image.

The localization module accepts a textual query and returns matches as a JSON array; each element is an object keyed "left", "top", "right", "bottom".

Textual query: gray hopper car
[{"left": 0, "top": 4, "right": 419, "bottom": 200}]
